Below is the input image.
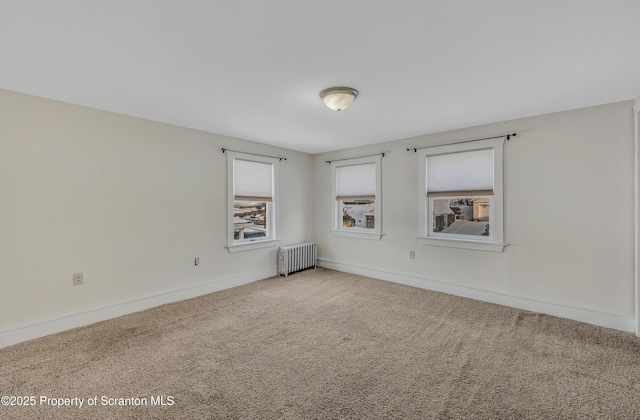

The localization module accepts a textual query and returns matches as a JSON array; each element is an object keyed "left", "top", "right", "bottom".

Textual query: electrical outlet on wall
[
  {"left": 73, "top": 273, "right": 83, "bottom": 286},
  {"left": 409, "top": 251, "right": 415, "bottom": 260},
  {"left": 194, "top": 257, "right": 199, "bottom": 266}
]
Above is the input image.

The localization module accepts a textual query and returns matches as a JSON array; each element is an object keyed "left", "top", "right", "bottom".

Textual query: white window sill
[
  {"left": 331, "top": 230, "right": 382, "bottom": 240},
  {"left": 417, "top": 236, "right": 505, "bottom": 252},
  {"left": 226, "top": 239, "right": 280, "bottom": 253}
]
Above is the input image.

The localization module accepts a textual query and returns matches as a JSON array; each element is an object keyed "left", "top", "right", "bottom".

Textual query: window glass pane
[
  {"left": 340, "top": 199, "right": 375, "bottom": 229},
  {"left": 432, "top": 197, "right": 490, "bottom": 237},
  {"left": 234, "top": 201, "right": 267, "bottom": 240}
]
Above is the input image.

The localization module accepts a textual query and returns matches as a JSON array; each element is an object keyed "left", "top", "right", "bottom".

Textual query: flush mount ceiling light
[{"left": 320, "top": 87, "right": 359, "bottom": 111}]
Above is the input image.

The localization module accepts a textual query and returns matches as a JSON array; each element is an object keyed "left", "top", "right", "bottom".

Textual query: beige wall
[
  {"left": 0, "top": 89, "right": 314, "bottom": 331},
  {"left": 314, "top": 100, "right": 635, "bottom": 317},
  {"left": 1, "top": 88, "right": 634, "bottom": 338}
]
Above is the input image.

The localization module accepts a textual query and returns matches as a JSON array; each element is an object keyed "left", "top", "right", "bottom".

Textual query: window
[
  {"left": 226, "top": 152, "right": 279, "bottom": 252},
  {"left": 331, "top": 155, "right": 382, "bottom": 240},
  {"left": 417, "top": 137, "right": 505, "bottom": 252}
]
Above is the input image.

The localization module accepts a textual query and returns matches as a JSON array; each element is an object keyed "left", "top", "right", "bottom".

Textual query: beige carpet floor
[{"left": 1, "top": 268, "right": 639, "bottom": 419}]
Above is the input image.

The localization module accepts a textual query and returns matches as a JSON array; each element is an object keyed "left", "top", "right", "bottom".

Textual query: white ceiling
[{"left": 1, "top": 1, "right": 639, "bottom": 154}]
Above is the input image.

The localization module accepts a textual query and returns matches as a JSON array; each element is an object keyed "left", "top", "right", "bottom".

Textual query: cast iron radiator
[{"left": 278, "top": 242, "right": 317, "bottom": 277}]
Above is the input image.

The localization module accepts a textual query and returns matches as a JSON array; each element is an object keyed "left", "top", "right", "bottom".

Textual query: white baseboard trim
[
  {"left": 318, "top": 259, "right": 636, "bottom": 333},
  {"left": 0, "top": 266, "right": 277, "bottom": 349}
]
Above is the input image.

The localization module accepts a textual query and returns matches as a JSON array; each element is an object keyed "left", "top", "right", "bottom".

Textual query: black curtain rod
[
  {"left": 221, "top": 148, "right": 287, "bottom": 161},
  {"left": 407, "top": 133, "right": 516, "bottom": 152},
  {"left": 325, "top": 152, "right": 386, "bottom": 164}
]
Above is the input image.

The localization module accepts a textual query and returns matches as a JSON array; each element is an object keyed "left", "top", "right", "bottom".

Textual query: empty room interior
[{"left": 2, "top": 1, "right": 640, "bottom": 418}]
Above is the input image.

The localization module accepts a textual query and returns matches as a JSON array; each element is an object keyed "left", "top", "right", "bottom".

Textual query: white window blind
[
  {"left": 336, "top": 163, "right": 376, "bottom": 201},
  {"left": 426, "top": 148, "right": 493, "bottom": 197},
  {"left": 234, "top": 159, "right": 273, "bottom": 202}
]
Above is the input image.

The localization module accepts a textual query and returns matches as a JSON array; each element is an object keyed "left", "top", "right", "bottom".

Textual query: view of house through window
[
  {"left": 432, "top": 197, "right": 490, "bottom": 237},
  {"left": 340, "top": 199, "right": 375, "bottom": 229},
  {"left": 234, "top": 201, "right": 268, "bottom": 240}
]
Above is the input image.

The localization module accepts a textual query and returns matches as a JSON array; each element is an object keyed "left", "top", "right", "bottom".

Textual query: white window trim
[
  {"left": 417, "top": 137, "right": 506, "bottom": 252},
  {"left": 330, "top": 155, "right": 382, "bottom": 240},
  {"left": 226, "top": 238, "right": 280, "bottom": 253},
  {"left": 225, "top": 151, "right": 280, "bottom": 253},
  {"left": 633, "top": 95, "right": 640, "bottom": 336}
]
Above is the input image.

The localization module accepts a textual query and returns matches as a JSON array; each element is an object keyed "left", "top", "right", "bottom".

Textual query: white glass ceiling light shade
[{"left": 320, "top": 87, "right": 359, "bottom": 111}]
